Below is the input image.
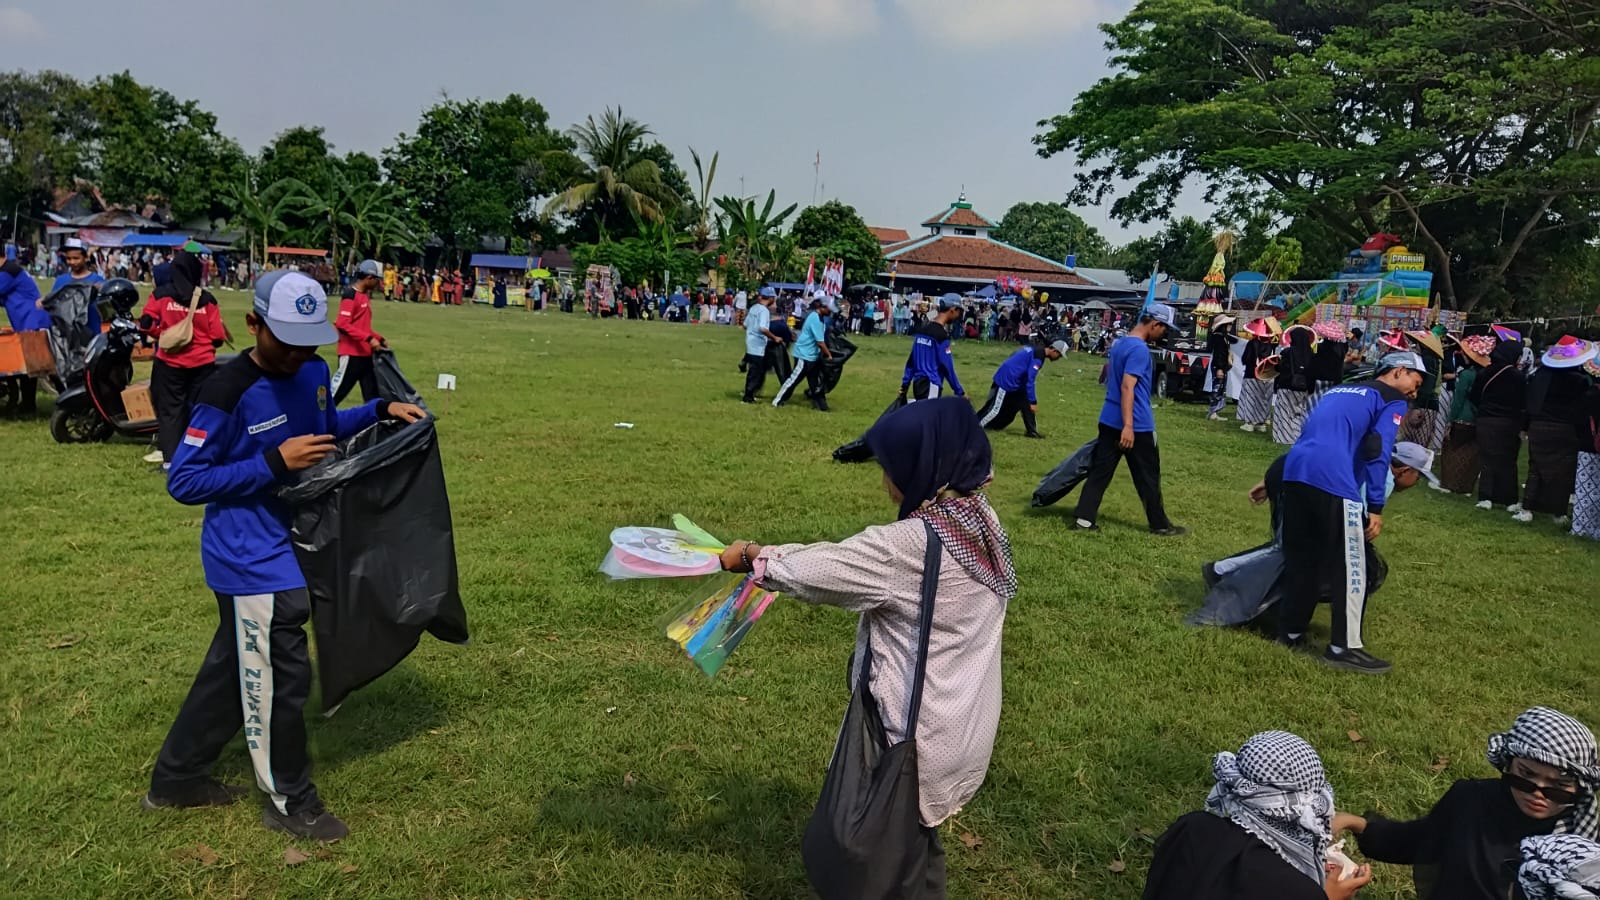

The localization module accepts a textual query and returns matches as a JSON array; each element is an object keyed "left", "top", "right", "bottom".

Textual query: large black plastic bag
[
  {"left": 1031, "top": 440, "right": 1098, "bottom": 507},
  {"left": 1188, "top": 543, "right": 1388, "bottom": 627},
  {"left": 279, "top": 355, "right": 467, "bottom": 710},
  {"left": 817, "top": 334, "right": 856, "bottom": 394},
  {"left": 832, "top": 396, "right": 906, "bottom": 463},
  {"left": 41, "top": 282, "right": 95, "bottom": 383}
]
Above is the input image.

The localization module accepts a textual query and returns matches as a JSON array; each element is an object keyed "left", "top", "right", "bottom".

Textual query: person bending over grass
[
  {"left": 1334, "top": 706, "right": 1600, "bottom": 900},
  {"left": 720, "top": 398, "right": 1015, "bottom": 899},
  {"left": 1143, "top": 730, "right": 1372, "bottom": 900}
]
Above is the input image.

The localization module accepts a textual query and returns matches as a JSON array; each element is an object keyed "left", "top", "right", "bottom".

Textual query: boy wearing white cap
[{"left": 146, "top": 272, "right": 423, "bottom": 842}]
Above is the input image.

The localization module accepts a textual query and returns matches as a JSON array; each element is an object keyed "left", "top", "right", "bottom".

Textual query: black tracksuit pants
[
  {"left": 772, "top": 358, "right": 826, "bottom": 409},
  {"left": 1277, "top": 481, "right": 1370, "bottom": 650},
  {"left": 332, "top": 354, "right": 378, "bottom": 405},
  {"left": 151, "top": 590, "right": 319, "bottom": 815},
  {"left": 1073, "top": 423, "right": 1173, "bottom": 529},
  {"left": 976, "top": 382, "right": 1036, "bottom": 433},
  {"left": 151, "top": 359, "right": 215, "bottom": 462},
  {"left": 742, "top": 352, "right": 769, "bottom": 401}
]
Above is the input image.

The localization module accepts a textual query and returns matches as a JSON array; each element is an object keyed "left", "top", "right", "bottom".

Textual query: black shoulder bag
[{"left": 802, "top": 521, "right": 942, "bottom": 900}]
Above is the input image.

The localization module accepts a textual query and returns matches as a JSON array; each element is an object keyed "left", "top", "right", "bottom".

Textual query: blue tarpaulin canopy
[
  {"left": 469, "top": 253, "right": 531, "bottom": 270},
  {"left": 120, "top": 234, "right": 190, "bottom": 247},
  {"left": 975, "top": 284, "right": 997, "bottom": 299}
]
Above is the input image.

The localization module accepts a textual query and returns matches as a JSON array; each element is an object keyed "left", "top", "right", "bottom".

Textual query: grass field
[{"left": 3, "top": 290, "right": 1598, "bottom": 899}]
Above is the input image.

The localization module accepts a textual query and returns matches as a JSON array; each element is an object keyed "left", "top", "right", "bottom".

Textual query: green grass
[{"left": 3, "top": 291, "right": 1597, "bottom": 899}]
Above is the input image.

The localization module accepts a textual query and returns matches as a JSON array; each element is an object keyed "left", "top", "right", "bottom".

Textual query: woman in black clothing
[
  {"left": 1334, "top": 706, "right": 1600, "bottom": 900},
  {"left": 1270, "top": 325, "right": 1317, "bottom": 445},
  {"left": 1144, "top": 731, "right": 1371, "bottom": 900},
  {"left": 1470, "top": 336, "right": 1527, "bottom": 509},
  {"left": 1517, "top": 336, "right": 1598, "bottom": 523}
]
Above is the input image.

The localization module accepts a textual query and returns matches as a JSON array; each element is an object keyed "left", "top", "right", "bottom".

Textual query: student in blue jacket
[
  {"left": 144, "top": 271, "right": 424, "bottom": 842},
  {"left": 1, "top": 256, "right": 48, "bottom": 416},
  {"left": 1278, "top": 351, "right": 1425, "bottom": 674},
  {"left": 977, "top": 339, "right": 1067, "bottom": 437},
  {"left": 900, "top": 293, "right": 966, "bottom": 402}
]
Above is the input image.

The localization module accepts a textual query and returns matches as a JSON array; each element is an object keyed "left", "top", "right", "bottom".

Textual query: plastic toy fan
[
  {"left": 659, "top": 573, "right": 777, "bottom": 677},
  {"left": 600, "top": 514, "right": 726, "bottom": 580}
]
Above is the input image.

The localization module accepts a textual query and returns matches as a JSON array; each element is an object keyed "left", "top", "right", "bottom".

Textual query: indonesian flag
[{"left": 804, "top": 256, "right": 816, "bottom": 295}]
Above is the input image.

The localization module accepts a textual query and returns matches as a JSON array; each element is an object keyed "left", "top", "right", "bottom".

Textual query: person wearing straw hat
[
  {"left": 148, "top": 271, "right": 425, "bottom": 843},
  {"left": 1237, "top": 318, "right": 1275, "bottom": 432},
  {"left": 1270, "top": 324, "right": 1318, "bottom": 445},
  {"left": 1311, "top": 320, "right": 1350, "bottom": 407},
  {"left": 1276, "top": 350, "right": 1424, "bottom": 674},
  {"left": 1469, "top": 327, "right": 1529, "bottom": 511},
  {"left": 1205, "top": 315, "right": 1237, "bottom": 421},
  {"left": 1334, "top": 705, "right": 1600, "bottom": 900},
  {"left": 1572, "top": 358, "right": 1600, "bottom": 540},
  {"left": 1514, "top": 335, "right": 1599, "bottom": 524},
  {"left": 1438, "top": 333, "right": 1496, "bottom": 494},
  {"left": 1397, "top": 328, "right": 1447, "bottom": 451}
]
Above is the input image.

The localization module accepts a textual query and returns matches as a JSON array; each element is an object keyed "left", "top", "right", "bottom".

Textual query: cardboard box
[{"left": 122, "top": 381, "right": 155, "bottom": 422}]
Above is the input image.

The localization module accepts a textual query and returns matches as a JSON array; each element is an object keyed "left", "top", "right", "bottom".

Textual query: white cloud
[
  {"left": 0, "top": 7, "right": 44, "bottom": 39},
  {"left": 733, "top": 0, "right": 880, "bottom": 39},
  {"left": 892, "top": 0, "right": 1113, "bottom": 46}
]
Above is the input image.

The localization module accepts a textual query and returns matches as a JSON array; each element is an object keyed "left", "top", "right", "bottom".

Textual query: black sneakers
[
  {"left": 1071, "top": 520, "right": 1100, "bottom": 532},
  {"left": 1321, "top": 647, "right": 1392, "bottom": 674},
  {"left": 1151, "top": 525, "right": 1189, "bottom": 537},
  {"left": 1024, "top": 431, "right": 1045, "bottom": 439},
  {"left": 263, "top": 802, "right": 350, "bottom": 843},
  {"left": 141, "top": 779, "right": 250, "bottom": 810},
  {"left": 1275, "top": 635, "right": 1316, "bottom": 655}
]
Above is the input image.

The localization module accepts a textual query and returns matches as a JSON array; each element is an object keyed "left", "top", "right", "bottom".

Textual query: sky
[{"left": 0, "top": 0, "right": 1200, "bottom": 244}]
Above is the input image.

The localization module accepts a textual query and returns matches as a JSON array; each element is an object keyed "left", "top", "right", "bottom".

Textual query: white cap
[
  {"left": 1377, "top": 351, "right": 1428, "bottom": 374},
  {"left": 252, "top": 271, "right": 337, "bottom": 346},
  {"left": 813, "top": 290, "right": 828, "bottom": 300},
  {"left": 1145, "top": 303, "right": 1176, "bottom": 326},
  {"left": 1391, "top": 441, "right": 1440, "bottom": 485},
  {"left": 356, "top": 259, "right": 382, "bottom": 278},
  {"left": 62, "top": 237, "right": 86, "bottom": 251}
]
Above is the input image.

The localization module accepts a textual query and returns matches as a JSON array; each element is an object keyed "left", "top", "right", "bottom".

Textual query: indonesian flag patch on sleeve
[
  {"left": 183, "top": 426, "right": 208, "bottom": 447},
  {"left": 1392, "top": 413, "right": 1403, "bottom": 427}
]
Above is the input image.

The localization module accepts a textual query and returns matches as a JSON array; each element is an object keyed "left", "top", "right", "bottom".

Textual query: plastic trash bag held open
[{"left": 278, "top": 350, "right": 468, "bottom": 710}]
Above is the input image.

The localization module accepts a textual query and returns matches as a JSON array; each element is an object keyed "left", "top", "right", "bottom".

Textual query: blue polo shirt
[
  {"left": 794, "top": 311, "right": 828, "bottom": 362},
  {"left": 1099, "top": 336, "right": 1155, "bottom": 432},
  {"left": 994, "top": 347, "right": 1045, "bottom": 404}
]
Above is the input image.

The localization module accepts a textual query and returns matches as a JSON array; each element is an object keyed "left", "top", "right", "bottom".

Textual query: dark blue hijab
[{"left": 864, "top": 398, "right": 994, "bottom": 519}]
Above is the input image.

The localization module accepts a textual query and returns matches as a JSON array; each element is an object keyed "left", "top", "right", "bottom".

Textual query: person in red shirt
[
  {"left": 140, "top": 250, "right": 227, "bottom": 467},
  {"left": 332, "top": 259, "right": 388, "bottom": 405}
]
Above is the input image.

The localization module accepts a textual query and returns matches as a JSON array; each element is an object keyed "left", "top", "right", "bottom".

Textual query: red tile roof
[
  {"left": 869, "top": 226, "right": 911, "bottom": 244},
  {"left": 920, "top": 205, "right": 995, "bottom": 229},
  {"left": 883, "top": 235, "right": 1094, "bottom": 285}
]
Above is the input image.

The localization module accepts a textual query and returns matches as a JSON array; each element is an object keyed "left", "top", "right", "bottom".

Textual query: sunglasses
[{"left": 1504, "top": 771, "right": 1581, "bottom": 806}]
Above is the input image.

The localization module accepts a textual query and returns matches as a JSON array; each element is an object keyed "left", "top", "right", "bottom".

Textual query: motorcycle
[{"left": 49, "top": 278, "right": 158, "bottom": 444}]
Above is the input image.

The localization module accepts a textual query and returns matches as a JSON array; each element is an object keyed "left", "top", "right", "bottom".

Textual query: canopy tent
[
  {"left": 120, "top": 233, "right": 190, "bottom": 248},
  {"left": 974, "top": 284, "right": 998, "bottom": 299},
  {"left": 1082, "top": 299, "right": 1112, "bottom": 310},
  {"left": 267, "top": 246, "right": 328, "bottom": 258},
  {"left": 469, "top": 253, "right": 532, "bottom": 270},
  {"left": 849, "top": 282, "right": 892, "bottom": 292}
]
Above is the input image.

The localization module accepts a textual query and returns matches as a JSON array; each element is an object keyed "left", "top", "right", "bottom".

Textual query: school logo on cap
[{"left": 294, "top": 293, "right": 318, "bottom": 316}]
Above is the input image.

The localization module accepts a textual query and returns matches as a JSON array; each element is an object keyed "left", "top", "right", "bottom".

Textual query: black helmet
[{"left": 99, "top": 277, "right": 141, "bottom": 316}]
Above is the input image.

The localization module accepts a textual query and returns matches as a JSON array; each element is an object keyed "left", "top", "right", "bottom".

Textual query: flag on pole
[
  {"left": 1141, "top": 260, "right": 1160, "bottom": 315},
  {"left": 804, "top": 256, "right": 816, "bottom": 295}
]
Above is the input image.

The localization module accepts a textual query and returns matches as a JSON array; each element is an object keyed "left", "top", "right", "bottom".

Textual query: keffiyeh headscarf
[
  {"left": 864, "top": 398, "right": 1017, "bottom": 602},
  {"left": 1489, "top": 707, "right": 1600, "bottom": 839},
  {"left": 1519, "top": 834, "right": 1600, "bottom": 899},
  {"left": 1205, "top": 730, "right": 1334, "bottom": 884}
]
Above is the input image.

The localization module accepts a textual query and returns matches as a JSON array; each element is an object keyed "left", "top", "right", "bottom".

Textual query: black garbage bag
[
  {"left": 1031, "top": 440, "right": 1098, "bottom": 507},
  {"left": 816, "top": 334, "right": 856, "bottom": 395},
  {"left": 279, "top": 361, "right": 467, "bottom": 710},
  {"left": 832, "top": 395, "right": 906, "bottom": 463},
  {"left": 370, "top": 348, "right": 421, "bottom": 404},
  {"left": 40, "top": 282, "right": 95, "bottom": 383},
  {"left": 1187, "top": 543, "right": 1388, "bottom": 627}
]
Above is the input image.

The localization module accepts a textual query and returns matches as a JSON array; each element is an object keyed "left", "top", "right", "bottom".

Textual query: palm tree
[
  {"left": 223, "top": 168, "right": 298, "bottom": 269},
  {"left": 688, "top": 147, "right": 718, "bottom": 250},
  {"left": 543, "top": 107, "right": 679, "bottom": 233}
]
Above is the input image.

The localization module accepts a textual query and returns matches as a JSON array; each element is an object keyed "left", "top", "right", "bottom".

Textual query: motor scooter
[{"left": 49, "top": 281, "right": 157, "bottom": 444}]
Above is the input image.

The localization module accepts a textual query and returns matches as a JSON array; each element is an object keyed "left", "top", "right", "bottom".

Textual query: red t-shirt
[
  {"left": 336, "top": 291, "right": 382, "bottom": 357},
  {"left": 140, "top": 291, "right": 225, "bottom": 368}
]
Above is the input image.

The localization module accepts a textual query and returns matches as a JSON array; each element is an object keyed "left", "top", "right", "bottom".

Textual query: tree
[
  {"left": 714, "top": 190, "right": 798, "bottom": 286},
  {"left": 990, "top": 202, "right": 1113, "bottom": 266},
  {"left": 686, "top": 148, "right": 719, "bottom": 250},
  {"left": 543, "top": 107, "right": 680, "bottom": 241},
  {"left": 789, "top": 200, "right": 883, "bottom": 287},
  {"left": 257, "top": 126, "right": 336, "bottom": 246},
  {"left": 1251, "top": 236, "right": 1303, "bottom": 281},
  {"left": 385, "top": 94, "right": 570, "bottom": 258},
  {"left": 283, "top": 162, "right": 419, "bottom": 269},
  {"left": 1034, "top": 0, "right": 1600, "bottom": 312},
  {"left": 223, "top": 166, "right": 299, "bottom": 268},
  {"left": 0, "top": 71, "right": 94, "bottom": 239},
  {"left": 1117, "top": 217, "right": 1215, "bottom": 283}
]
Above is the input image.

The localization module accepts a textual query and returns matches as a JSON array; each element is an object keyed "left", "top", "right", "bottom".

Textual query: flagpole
[{"left": 1141, "top": 259, "right": 1160, "bottom": 315}]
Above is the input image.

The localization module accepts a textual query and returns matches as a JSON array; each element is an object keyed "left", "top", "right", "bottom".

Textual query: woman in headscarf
[
  {"left": 1204, "top": 316, "right": 1235, "bottom": 421},
  {"left": 1518, "top": 834, "right": 1600, "bottom": 899},
  {"left": 1470, "top": 331, "right": 1527, "bottom": 510},
  {"left": 1516, "top": 336, "right": 1598, "bottom": 524},
  {"left": 1271, "top": 325, "right": 1317, "bottom": 444},
  {"left": 1571, "top": 359, "right": 1600, "bottom": 540},
  {"left": 1236, "top": 319, "right": 1274, "bottom": 433},
  {"left": 1439, "top": 335, "right": 1490, "bottom": 494},
  {"left": 719, "top": 398, "right": 1015, "bottom": 899},
  {"left": 1310, "top": 320, "right": 1349, "bottom": 408},
  {"left": 137, "top": 250, "right": 227, "bottom": 469},
  {"left": 1335, "top": 706, "right": 1600, "bottom": 900},
  {"left": 1143, "top": 730, "right": 1370, "bottom": 899}
]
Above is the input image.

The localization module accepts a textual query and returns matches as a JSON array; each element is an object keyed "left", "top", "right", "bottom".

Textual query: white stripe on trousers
[
  {"left": 330, "top": 356, "right": 350, "bottom": 395},
  {"left": 234, "top": 593, "right": 287, "bottom": 814},
  {"left": 1339, "top": 499, "right": 1367, "bottom": 650},
  {"left": 905, "top": 382, "right": 942, "bottom": 403},
  {"left": 772, "top": 359, "right": 809, "bottom": 407},
  {"left": 977, "top": 387, "right": 1008, "bottom": 426}
]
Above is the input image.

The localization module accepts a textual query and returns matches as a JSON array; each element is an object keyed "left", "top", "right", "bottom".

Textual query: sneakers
[
  {"left": 1507, "top": 503, "right": 1525, "bottom": 515},
  {"left": 1151, "top": 525, "right": 1188, "bottom": 537},
  {"left": 1207, "top": 413, "right": 1223, "bottom": 422},
  {"left": 1321, "top": 647, "right": 1391, "bottom": 674},
  {"left": 1511, "top": 509, "right": 1534, "bottom": 523},
  {"left": 1239, "top": 424, "right": 1257, "bottom": 433},
  {"left": 1024, "top": 431, "right": 1045, "bottom": 439},
  {"left": 141, "top": 779, "right": 250, "bottom": 810},
  {"left": 1554, "top": 515, "right": 1572, "bottom": 527},
  {"left": 1428, "top": 482, "right": 1450, "bottom": 493},
  {"left": 142, "top": 449, "right": 165, "bottom": 464},
  {"left": 1071, "top": 519, "right": 1100, "bottom": 532},
  {"left": 1201, "top": 561, "right": 1220, "bottom": 588},
  {"left": 1276, "top": 635, "right": 1316, "bottom": 655},
  {"left": 262, "top": 802, "right": 349, "bottom": 843},
  {"left": 1475, "top": 500, "right": 1493, "bottom": 510}
]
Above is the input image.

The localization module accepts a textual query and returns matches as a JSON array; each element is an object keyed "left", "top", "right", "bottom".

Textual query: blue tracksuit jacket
[{"left": 1282, "top": 381, "right": 1408, "bottom": 513}]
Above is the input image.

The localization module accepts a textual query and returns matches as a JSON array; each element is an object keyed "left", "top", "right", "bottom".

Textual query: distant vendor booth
[
  {"left": 468, "top": 254, "right": 537, "bottom": 308},
  {"left": 266, "top": 246, "right": 335, "bottom": 289}
]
